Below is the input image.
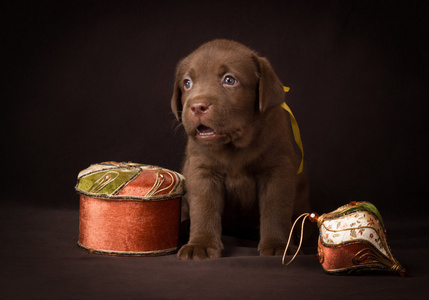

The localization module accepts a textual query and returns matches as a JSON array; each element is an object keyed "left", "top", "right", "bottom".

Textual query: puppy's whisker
[
  {"left": 173, "top": 123, "right": 185, "bottom": 136},
  {"left": 169, "top": 118, "right": 184, "bottom": 136}
]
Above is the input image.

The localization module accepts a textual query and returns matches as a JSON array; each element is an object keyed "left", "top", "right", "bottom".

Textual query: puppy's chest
[{"left": 224, "top": 171, "right": 257, "bottom": 205}]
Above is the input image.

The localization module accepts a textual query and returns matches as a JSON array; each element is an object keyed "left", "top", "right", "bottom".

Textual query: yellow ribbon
[{"left": 281, "top": 86, "right": 304, "bottom": 174}]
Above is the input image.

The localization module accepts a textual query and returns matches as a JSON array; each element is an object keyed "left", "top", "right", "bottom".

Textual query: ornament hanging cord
[{"left": 282, "top": 213, "right": 310, "bottom": 266}]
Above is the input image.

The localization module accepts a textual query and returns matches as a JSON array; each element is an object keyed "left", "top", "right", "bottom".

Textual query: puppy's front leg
[
  {"left": 258, "top": 167, "right": 296, "bottom": 256},
  {"left": 177, "top": 170, "right": 224, "bottom": 260}
]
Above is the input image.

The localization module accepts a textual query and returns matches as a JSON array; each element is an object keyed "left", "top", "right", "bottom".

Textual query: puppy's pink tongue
[{"left": 197, "top": 125, "right": 216, "bottom": 135}]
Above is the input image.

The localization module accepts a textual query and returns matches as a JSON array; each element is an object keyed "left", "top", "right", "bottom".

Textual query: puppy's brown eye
[
  {"left": 223, "top": 75, "right": 237, "bottom": 86},
  {"left": 184, "top": 79, "right": 192, "bottom": 89}
]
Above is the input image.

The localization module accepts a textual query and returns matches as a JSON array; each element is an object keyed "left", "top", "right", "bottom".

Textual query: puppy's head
[{"left": 171, "top": 39, "right": 284, "bottom": 147}]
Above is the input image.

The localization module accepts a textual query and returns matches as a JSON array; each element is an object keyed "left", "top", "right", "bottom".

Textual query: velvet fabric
[
  {"left": 317, "top": 238, "right": 400, "bottom": 275},
  {"left": 79, "top": 196, "right": 181, "bottom": 255},
  {"left": 75, "top": 162, "right": 186, "bottom": 199},
  {"left": 76, "top": 162, "right": 184, "bottom": 255}
]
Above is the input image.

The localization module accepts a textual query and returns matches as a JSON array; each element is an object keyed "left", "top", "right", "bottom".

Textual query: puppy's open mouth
[
  {"left": 196, "top": 125, "right": 216, "bottom": 136},
  {"left": 195, "top": 125, "right": 225, "bottom": 141}
]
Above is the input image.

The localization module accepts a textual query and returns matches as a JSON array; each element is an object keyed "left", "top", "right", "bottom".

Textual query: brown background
[{"left": 4, "top": 1, "right": 427, "bottom": 216}]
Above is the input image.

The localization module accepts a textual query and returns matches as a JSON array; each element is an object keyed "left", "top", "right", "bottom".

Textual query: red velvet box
[{"left": 75, "top": 162, "right": 185, "bottom": 256}]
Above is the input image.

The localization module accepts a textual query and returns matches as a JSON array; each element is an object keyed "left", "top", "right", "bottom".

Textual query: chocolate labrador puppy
[{"left": 171, "top": 39, "right": 310, "bottom": 260}]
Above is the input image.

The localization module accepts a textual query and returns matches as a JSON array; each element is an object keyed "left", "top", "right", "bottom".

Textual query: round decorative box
[{"left": 75, "top": 162, "right": 185, "bottom": 256}]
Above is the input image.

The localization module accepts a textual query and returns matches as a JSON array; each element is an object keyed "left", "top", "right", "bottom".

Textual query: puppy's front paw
[
  {"left": 259, "top": 242, "right": 298, "bottom": 256},
  {"left": 177, "top": 243, "right": 222, "bottom": 260},
  {"left": 259, "top": 244, "right": 302, "bottom": 256},
  {"left": 259, "top": 245, "right": 287, "bottom": 256}
]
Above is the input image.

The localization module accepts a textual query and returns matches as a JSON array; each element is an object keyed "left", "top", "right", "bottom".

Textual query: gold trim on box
[{"left": 77, "top": 242, "right": 178, "bottom": 257}]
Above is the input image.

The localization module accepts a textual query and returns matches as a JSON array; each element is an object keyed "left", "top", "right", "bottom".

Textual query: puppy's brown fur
[{"left": 171, "top": 39, "right": 310, "bottom": 260}]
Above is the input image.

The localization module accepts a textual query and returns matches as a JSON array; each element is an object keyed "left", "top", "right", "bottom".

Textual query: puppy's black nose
[{"left": 191, "top": 102, "right": 210, "bottom": 116}]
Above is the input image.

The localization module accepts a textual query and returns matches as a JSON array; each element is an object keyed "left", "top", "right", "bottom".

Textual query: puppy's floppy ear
[
  {"left": 171, "top": 63, "right": 184, "bottom": 122},
  {"left": 257, "top": 57, "right": 285, "bottom": 113}
]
